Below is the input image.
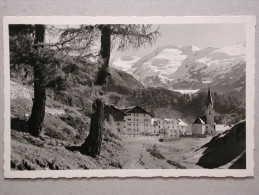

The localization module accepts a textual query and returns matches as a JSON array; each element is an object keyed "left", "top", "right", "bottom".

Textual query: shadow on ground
[{"left": 11, "top": 117, "right": 28, "bottom": 132}]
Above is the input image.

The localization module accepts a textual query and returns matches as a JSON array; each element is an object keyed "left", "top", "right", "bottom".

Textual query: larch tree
[
  {"left": 57, "top": 24, "right": 160, "bottom": 157},
  {"left": 26, "top": 25, "right": 47, "bottom": 136},
  {"left": 9, "top": 24, "right": 70, "bottom": 136},
  {"left": 9, "top": 24, "right": 47, "bottom": 136}
]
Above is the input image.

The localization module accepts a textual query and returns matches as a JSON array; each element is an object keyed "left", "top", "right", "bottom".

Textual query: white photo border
[{"left": 3, "top": 16, "right": 256, "bottom": 178}]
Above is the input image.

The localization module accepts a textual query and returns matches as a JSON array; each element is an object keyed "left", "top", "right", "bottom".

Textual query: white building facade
[{"left": 121, "top": 106, "right": 153, "bottom": 135}]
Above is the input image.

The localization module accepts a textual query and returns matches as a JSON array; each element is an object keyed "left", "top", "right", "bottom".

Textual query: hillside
[
  {"left": 11, "top": 80, "right": 127, "bottom": 170},
  {"left": 196, "top": 121, "right": 246, "bottom": 169}
]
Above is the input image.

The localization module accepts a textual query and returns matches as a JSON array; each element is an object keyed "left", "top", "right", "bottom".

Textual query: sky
[{"left": 111, "top": 23, "right": 246, "bottom": 58}]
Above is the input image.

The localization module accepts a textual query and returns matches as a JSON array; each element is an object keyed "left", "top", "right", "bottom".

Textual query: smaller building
[
  {"left": 192, "top": 116, "right": 207, "bottom": 135},
  {"left": 152, "top": 118, "right": 168, "bottom": 134}
]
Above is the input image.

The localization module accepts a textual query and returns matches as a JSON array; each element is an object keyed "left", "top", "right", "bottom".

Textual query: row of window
[
  {"left": 127, "top": 118, "right": 149, "bottom": 121},
  {"left": 131, "top": 113, "right": 147, "bottom": 117},
  {"left": 127, "top": 128, "right": 139, "bottom": 132}
]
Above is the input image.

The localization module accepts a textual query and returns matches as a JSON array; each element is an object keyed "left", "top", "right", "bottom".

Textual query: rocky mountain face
[{"left": 111, "top": 43, "right": 246, "bottom": 101}]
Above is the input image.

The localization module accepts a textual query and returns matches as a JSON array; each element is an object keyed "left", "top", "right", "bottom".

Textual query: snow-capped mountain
[
  {"left": 110, "top": 43, "right": 246, "bottom": 101},
  {"left": 110, "top": 56, "right": 140, "bottom": 75}
]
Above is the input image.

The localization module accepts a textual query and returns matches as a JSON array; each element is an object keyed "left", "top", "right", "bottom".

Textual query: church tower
[{"left": 206, "top": 85, "right": 215, "bottom": 129}]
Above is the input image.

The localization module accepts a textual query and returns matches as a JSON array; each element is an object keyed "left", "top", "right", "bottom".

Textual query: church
[{"left": 192, "top": 86, "right": 216, "bottom": 135}]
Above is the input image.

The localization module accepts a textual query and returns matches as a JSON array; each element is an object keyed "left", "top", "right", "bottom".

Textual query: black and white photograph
[{"left": 3, "top": 16, "right": 255, "bottom": 178}]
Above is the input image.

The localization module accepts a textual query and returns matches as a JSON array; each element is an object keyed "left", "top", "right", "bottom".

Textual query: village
[{"left": 104, "top": 86, "right": 232, "bottom": 139}]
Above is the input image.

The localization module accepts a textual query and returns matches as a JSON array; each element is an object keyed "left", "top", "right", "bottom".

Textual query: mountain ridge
[{"left": 110, "top": 43, "right": 246, "bottom": 102}]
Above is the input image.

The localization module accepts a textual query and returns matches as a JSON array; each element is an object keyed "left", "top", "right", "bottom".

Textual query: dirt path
[
  {"left": 118, "top": 137, "right": 177, "bottom": 169},
  {"left": 118, "top": 136, "right": 212, "bottom": 169}
]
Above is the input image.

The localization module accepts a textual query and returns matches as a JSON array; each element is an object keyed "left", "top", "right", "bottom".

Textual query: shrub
[
  {"left": 147, "top": 144, "right": 165, "bottom": 159},
  {"left": 109, "top": 161, "right": 122, "bottom": 169},
  {"left": 103, "top": 118, "right": 120, "bottom": 141},
  {"left": 44, "top": 127, "right": 68, "bottom": 141},
  {"left": 167, "top": 160, "right": 186, "bottom": 169}
]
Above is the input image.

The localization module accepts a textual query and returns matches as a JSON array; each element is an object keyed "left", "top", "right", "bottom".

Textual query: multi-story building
[
  {"left": 152, "top": 117, "right": 190, "bottom": 137},
  {"left": 120, "top": 106, "right": 153, "bottom": 135}
]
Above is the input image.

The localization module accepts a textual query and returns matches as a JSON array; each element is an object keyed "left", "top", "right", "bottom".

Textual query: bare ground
[{"left": 117, "top": 136, "right": 212, "bottom": 169}]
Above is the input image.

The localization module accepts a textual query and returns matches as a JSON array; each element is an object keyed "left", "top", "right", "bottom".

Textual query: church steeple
[
  {"left": 206, "top": 85, "right": 213, "bottom": 108},
  {"left": 205, "top": 85, "right": 215, "bottom": 132}
]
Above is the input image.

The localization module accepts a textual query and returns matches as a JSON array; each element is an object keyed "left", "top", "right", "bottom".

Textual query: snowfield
[{"left": 173, "top": 89, "right": 200, "bottom": 94}]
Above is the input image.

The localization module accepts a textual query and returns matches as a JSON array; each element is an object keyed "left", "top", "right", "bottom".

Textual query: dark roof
[
  {"left": 119, "top": 106, "right": 153, "bottom": 117},
  {"left": 104, "top": 105, "right": 127, "bottom": 121},
  {"left": 193, "top": 115, "right": 207, "bottom": 124},
  {"left": 207, "top": 85, "right": 213, "bottom": 108}
]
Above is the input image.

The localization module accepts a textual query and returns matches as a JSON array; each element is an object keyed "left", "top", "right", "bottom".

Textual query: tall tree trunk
[
  {"left": 81, "top": 25, "right": 111, "bottom": 157},
  {"left": 95, "top": 25, "right": 111, "bottom": 86},
  {"left": 80, "top": 99, "right": 104, "bottom": 157},
  {"left": 27, "top": 25, "right": 46, "bottom": 137}
]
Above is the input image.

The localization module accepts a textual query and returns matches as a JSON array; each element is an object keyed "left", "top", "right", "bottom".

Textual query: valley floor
[
  {"left": 118, "top": 136, "right": 212, "bottom": 169},
  {"left": 11, "top": 130, "right": 212, "bottom": 170}
]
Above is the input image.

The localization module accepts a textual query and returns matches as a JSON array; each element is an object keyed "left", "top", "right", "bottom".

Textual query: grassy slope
[{"left": 10, "top": 80, "right": 126, "bottom": 170}]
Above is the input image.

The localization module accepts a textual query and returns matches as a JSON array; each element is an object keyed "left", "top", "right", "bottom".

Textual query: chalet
[
  {"left": 192, "top": 86, "right": 216, "bottom": 135},
  {"left": 120, "top": 106, "right": 153, "bottom": 135},
  {"left": 104, "top": 105, "right": 127, "bottom": 134},
  {"left": 152, "top": 118, "right": 168, "bottom": 134},
  {"left": 164, "top": 118, "right": 179, "bottom": 130}
]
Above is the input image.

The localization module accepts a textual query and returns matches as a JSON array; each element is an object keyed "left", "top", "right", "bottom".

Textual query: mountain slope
[
  {"left": 113, "top": 43, "right": 246, "bottom": 101},
  {"left": 196, "top": 121, "right": 246, "bottom": 169},
  {"left": 107, "top": 67, "right": 145, "bottom": 95}
]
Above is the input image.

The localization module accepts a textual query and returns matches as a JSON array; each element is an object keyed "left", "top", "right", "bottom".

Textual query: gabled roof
[
  {"left": 164, "top": 118, "right": 178, "bottom": 122},
  {"left": 104, "top": 105, "right": 127, "bottom": 121},
  {"left": 120, "top": 106, "right": 153, "bottom": 117},
  {"left": 120, "top": 106, "right": 136, "bottom": 113},
  {"left": 157, "top": 118, "right": 167, "bottom": 122},
  {"left": 193, "top": 116, "right": 207, "bottom": 124}
]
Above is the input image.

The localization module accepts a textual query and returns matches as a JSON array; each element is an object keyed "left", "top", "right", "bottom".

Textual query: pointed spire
[{"left": 207, "top": 84, "right": 213, "bottom": 108}]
